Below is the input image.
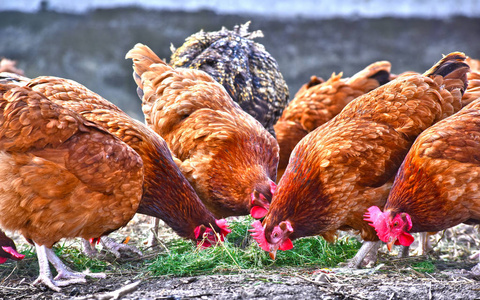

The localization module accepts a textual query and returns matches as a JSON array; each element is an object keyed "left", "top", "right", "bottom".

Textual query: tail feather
[
  {"left": 125, "top": 43, "right": 169, "bottom": 101},
  {"left": 423, "top": 52, "right": 470, "bottom": 94},
  {"left": 346, "top": 61, "right": 392, "bottom": 92}
]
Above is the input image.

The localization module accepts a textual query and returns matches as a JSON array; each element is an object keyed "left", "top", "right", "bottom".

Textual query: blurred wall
[{"left": 1, "top": 7, "right": 479, "bottom": 120}]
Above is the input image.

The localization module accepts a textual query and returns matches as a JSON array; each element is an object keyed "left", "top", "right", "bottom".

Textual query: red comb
[
  {"left": 249, "top": 220, "right": 270, "bottom": 251},
  {"left": 364, "top": 206, "right": 390, "bottom": 243},
  {"left": 215, "top": 219, "right": 231, "bottom": 238},
  {"left": 364, "top": 206, "right": 383, "bottom": 226}
]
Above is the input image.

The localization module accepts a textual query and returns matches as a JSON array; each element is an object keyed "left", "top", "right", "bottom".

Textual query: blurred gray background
[{"left": 1, "top": 0, "right": 479, "bottom": 119}]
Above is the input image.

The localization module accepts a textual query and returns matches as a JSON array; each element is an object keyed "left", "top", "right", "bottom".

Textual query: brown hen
[
  {"left": 23, "top": 76, "right": 230, "bottom": 250},
  {"left": 0, "top": 83, "right": 144, "bottom": 290},
  {"left": 250, "top": 52, "right": 469, "bottom": 268},
  {"left": 366, "top": 93, "right": 480, "bottom": 274},
  {"left": 126, "top": 43, "right": 279, "bottom": 220},
  {"left": 274, "top": 61, "right": 391, "bottom": 180}
]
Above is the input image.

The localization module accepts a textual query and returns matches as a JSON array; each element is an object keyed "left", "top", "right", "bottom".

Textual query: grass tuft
[
  {"left": 146, "top": 217, "right": 362, "bottom": 276},
  {"left": 0, "top": 217, "right": 362, "bottom": 279},
  {"left": 411, "top": 260, "right": 436, "bottom": 273}
]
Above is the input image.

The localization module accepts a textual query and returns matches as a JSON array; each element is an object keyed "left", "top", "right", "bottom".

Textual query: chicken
[
  {"left": 22, "top": 76, "right": 231, "bottom": 251},
  {"left": 462, "top": 58, "right": 480, "bottom": 107},
  {"left": 169, "top": 22, "right": 289, "bottom": 137},
  {"left": 274, "top": 61, "right": 392, "bottom": 180},
  {"left": 250, "top": 52, "right": 469, "bottom": 268},
  {"left": 127, "top": 43, "right": 279, "bottom": 220},
  {"left": 0, "top": 83, "right": 144, "bottom": 290},
  {"left": 365, "top": 93, "right": 480, "bottom": 274},
  {"left": 0, "top": 229, "right": 25, "bottom": 263}
]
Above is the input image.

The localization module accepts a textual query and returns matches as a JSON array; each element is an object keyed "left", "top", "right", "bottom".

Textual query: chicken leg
[
  {"left": 82, "top": 237, "right": 142, "bottom": 259},
  {"left": 348, "top": 241, "right": 381, "bottom": 268},
  {"left": 33, "top": 243, "right": 106, "bottom": 291}
]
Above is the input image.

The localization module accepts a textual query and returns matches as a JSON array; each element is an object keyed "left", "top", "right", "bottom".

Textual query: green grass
[
  {"left": 146, "top": 217, "right": 362, "bottom": 276},
  {"left": 411, "top": 260, "right": 436, "bottom": 273},
  {"left": 0, "top": 217, "right": 362, "bottom": 279}
]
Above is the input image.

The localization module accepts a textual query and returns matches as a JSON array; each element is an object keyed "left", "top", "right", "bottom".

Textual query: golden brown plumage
[
  {"left": 368, "top": 95, "right": 480, "bottom": 273},
  {"left": 0, "top": 83, "right": 144, "bottom": 290},
  {"left": 23, "top": 76, "right": 230, "bottom": 244},
  {"left": 251, "top": 52, "right": 469, "bottom": 267},
  {"left": 274, "top": 61, "right": 392, "bottom": 180},
  {"left": 127, "top": 43, "right": 279, "bottom": 219},
  {"left": 462, "top": 57, "right": 480, "bottom": 106},
  {"left": 169, "top": 22, "right": 289, "bottom": 137}
]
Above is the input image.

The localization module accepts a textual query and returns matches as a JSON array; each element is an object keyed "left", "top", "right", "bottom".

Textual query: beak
[
  {"left": 269, "top": 244, "right": 279, "bottom": 260},
  {"left": 269, "top": 250, "right": 277, "bottom": 260},
  {"left": 387, "top": 237, "right": 397, "bottom": 251}
]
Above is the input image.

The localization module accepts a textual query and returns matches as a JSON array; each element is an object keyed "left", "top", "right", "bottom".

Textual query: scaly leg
[
  {"left": 82, "top": 237, "right": 142, "bottom": 258},
  {"left": 418, "top": 232, "right": 433, "bottom": 255},
  {"left": 398, "top": 245, "right": 410, "bottom": 258},
  {"left": 147, "top": 217, "right": 160, "bottom": 248},
  {"left": 82, "top": 239, "right": 99, "bottom": 258},
  {"left": 100, "top": 236, "right": 142, "bottom": 258},
  {"left": 45, "top": 246, "right": 105, "bottom": 282},
  {"left": 348, "top": 241, "right": 381, "bottom": 268},
  {"left": 32, "top": 243, "right": 62, "bottom": 292},
  {"left": 33, "top": 243, "right": 104, "bottom": 291}
]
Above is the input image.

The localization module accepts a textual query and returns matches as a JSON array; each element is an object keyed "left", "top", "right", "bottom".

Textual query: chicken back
[
  {"left": 0, "top": 83, "right": 144, "bottom": 290},
  {"left": 274, "top": 61, "right": 392, "bottom": 181},
  {"left": 24, "top": 76, "right": 231, "bottom": 245},
  {"left": 251, "top": 52, "right": 469, "bottom": 267},
  {"left": 127, "top": 43, "right": 279, "bottom": 220},
  {"left": 366, "top": 91, "right": 480, "bottom": 272}
]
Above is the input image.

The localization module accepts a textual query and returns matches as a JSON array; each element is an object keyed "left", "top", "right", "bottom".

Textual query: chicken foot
[
  {"left": 82, "top": 237, "right": 142, "bottom": 259},
  {"left": 347, "top": 240, "right": 381, "bottom": 268},
  {"left": 33, "top": 243, "right": 105, "bottom": 291}
]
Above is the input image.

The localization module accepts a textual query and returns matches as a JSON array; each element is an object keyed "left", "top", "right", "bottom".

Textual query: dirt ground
[
  {"left": 1, "top": 260, "right": 480, "bottom": 299},
  {"left": 1, "top": 218, "right": 480, "bottom": 300}
]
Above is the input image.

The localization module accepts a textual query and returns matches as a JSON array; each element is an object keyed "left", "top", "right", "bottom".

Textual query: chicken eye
[
  {"left": 273, "top": 232, "right": 278, "bottom": 238},
  {"left": 393, "top": 221, "right": 399, "bottom": 227}
]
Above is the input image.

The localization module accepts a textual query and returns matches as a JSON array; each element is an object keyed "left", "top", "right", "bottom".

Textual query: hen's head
[
  {"left": 0, "top": 233, "right": 25, "bottom": 263},
  {"left": 250, "top": 180, "right": 277, "bottom": 219},
  {"left": 364, "top": 206, "right": 414, "bottom": 251},
  {"left": 194, "top": 219, "right": 231, "bottom": 248},
  {"left": 249, "top": 220, "right": 293, "bottom": 259}
]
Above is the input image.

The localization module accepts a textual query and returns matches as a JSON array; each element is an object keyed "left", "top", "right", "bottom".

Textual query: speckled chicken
[
  {"left": 169, "top": 22, "right": 289, "bottom": 137},
  {"left": 250, "top": 52, "right": 469, "bottom": 268},
  {"left": 274, "top": 61, "right": 392, "bottom": 180},
  {"left": 127, "top": 43, "right": 279, "bottom": 220},
  {"left": 0, "top": 82, "right": 144, "bottom": 290}
]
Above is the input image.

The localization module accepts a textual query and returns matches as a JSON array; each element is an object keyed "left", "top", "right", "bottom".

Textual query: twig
[
  {"left": 1, "top": 263, "right": 18, "bottom": 284},
  {"left": 75, "top": 280, "right": 141, "bottom": 300},
  {"left": 0, "top": 284, "right": 30, "bottom": 291},
  {"left": 295, "top": 274, "right": 330, "bottom": 286}
]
